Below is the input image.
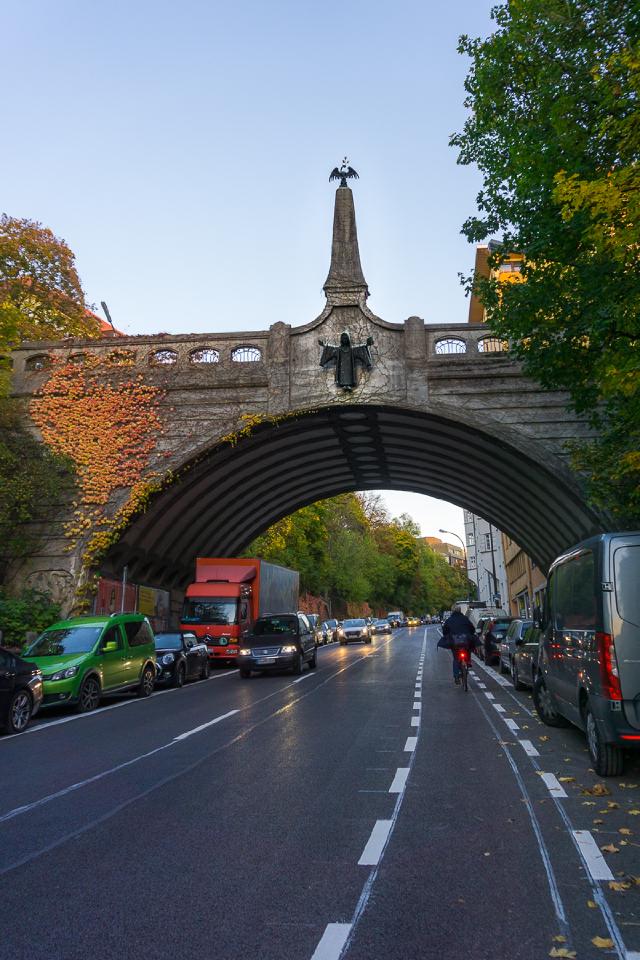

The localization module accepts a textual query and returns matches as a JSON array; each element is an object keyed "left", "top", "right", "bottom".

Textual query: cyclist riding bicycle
[{"left": 441, "top": 609, "right": 478, "bottom": 684}]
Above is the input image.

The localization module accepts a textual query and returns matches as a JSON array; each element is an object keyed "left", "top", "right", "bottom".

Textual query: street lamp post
[{"left": 438, "top": 529, "right": 471, "bottom": 594}]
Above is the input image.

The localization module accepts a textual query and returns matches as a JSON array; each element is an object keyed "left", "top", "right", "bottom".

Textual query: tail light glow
[{"left": 596, "top": 632, "right": 622, "bottom": 701}]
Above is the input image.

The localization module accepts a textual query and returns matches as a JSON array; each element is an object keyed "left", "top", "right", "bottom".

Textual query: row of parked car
[{"left": 465, "top": 532, "right": 640, "bottom": 778}]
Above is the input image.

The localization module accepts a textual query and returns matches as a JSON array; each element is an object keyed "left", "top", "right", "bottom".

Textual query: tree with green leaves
[{"left": 451, "top": 0, "right": 640, "bottom": 525}]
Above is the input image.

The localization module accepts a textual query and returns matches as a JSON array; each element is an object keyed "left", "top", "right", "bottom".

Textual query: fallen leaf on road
[
  {"left": 630, "top": 876, "right": 640, "bottom": 886},
  {"left": 619, "top": 828, "right": 632, "bottom": 835},
  {"left": 549, "top": 949, "right": 576, "bottom": 959},
  {"left": 593, "top": 819, "right": 604, "bottom": 824},
  {"left": 619, "top": 783, "right": 638, "bottom": 789},
  {"left": 587, "top": 900, "right": 597, "bottom": 909},
  {"left": 539, "top": 735, "right": 550, "bottom": 742},
  {"left": 582, "top": 784, "right": 611, "bottom": 796},
  {"left": 601, "top": 843, "right": 620, "bottom": 854},
  {"left": 552, "top": 936, "right": 567, "bottom": 943},
  {"left": 629, "top": 809, "right": 640, "bottom": 816},
  {"left": 483, "top": 851, "right": 491, "bottom": 857},
  {"left": 558, "top": 777, "right": 576, "bottom": 783},
  {"left": 592, "top": 937, "right": 614, "bottom": 949},
  {"left": 582, "top": 801, "right": 596, "bottom": 806},
  {"left": 607, "top": 802, "right": 620, "bottom": 809},
  {"left": 608, "top": 880, "right": 632, "bottom": 891}
]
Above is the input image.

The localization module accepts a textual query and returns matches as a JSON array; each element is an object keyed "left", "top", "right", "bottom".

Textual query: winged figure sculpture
[{"left": 329, "top": 157, "right": 359, "bottom": 187}]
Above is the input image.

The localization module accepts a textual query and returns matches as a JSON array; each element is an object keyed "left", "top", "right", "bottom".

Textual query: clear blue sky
[{"left": 4, "top": 0, "right": 495, "bottom": 543}]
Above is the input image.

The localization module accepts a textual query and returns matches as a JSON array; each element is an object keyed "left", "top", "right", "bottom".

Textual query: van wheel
[
  {"left": 511, "top": 661, "right": 524, "bottom": 691},
  {"left": 585, "top": 705, "right": 624, "bottom": 777},
  {"left": 292, "top": 653, "right": 304, "bottom": 675},
  {"left": 77, "top": 676, "right": 101, "bottom": 713},
  {"left": 533, "top": 675, "right": 569, "bottom": 727},
  {"left": 138, "top": 665, "right": 155, "bottom": 698}
]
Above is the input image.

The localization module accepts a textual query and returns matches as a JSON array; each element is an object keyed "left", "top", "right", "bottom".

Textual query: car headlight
[
  {"left": 49, "top": 666, "right": 78, "bottom": 682},
  {"left": 281, "top": 645, "right": 297, "bottom": 654},
  {"left": 337, "top": 628, "right": 344, "bottom": 636},
  {"left": 161, "top": 653, "right": 175, "bottom": 665},
  {"left": 239, "top": 648, "right": 251, "bottom": 656}
]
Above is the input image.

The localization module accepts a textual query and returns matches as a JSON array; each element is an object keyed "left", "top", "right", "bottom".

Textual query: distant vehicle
[
  {"left": 533, "top": 532, "right": 640, "bottom": 776},
  {"left": 371, "top": 618, "right": 392, "bottom": 636},
  {"left": 22, "top": 615, "right": 156, "bottom": 714},
  {"left": 324, "top": 619, "right": 339, "bottom": 642},
  {"left": 467, "top": 606, "right": 509, "bottom": 633},
  {"left": 481, "top": 617, "right": 514, "bottom": 666},
  {"left": 238, "top": 613, "right": 316, "bottom": 677},
  {"left": 154, "top": 632, "right": 209, "bottom": 687},
  {"left": 339, "top": 619, "right": 371, "bottom": 644},
  {"left": 181, "top": 558, "right": 299, "bottom": 666},
  {"left": 0, "top": 647, "right": 43, "bottom": 734},
  {"left": 499, "top": 619, "right": 534, "bottom": 674},
  {"left": 511, "top": 625, "right": 541, "bottom": 691},
  {"left": 386, "top": 611, "right": 404, "bottom": 628},
  {"left": 407, "top": 616, "right": 421, "bottom": 627}
]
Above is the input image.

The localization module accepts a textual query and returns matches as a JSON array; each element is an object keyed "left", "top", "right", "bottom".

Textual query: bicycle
[{"left": 454, "top": 646, "right": 470, "bottom": 692}]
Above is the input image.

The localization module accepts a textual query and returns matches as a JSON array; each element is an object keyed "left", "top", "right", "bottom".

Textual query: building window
[
  {"left": 434, "top": 337, "right": 466, "bottom": 355},
  {"left": 478, "top": 337, "right": 508, "bottom": 353},
  {"left": 25, "top": 354, "right": 52, "bottom": 372},
  {"left": 467, "top": 533, "right": 475, "bottom": 547},
  {"left": 484, "top": 533, "right": 492, "bottom": 551},
  {"left": 150, "top": 349, "right": 178, "bottom": 366},
  {"left": 231, "top": 346, "right": 262, "bottom": 362},
  {"left": 468, "top": 556, "right": 477, "bottom": 569},
  {"left": 189, "top": 348, "right": 220, "bottom": 364}
]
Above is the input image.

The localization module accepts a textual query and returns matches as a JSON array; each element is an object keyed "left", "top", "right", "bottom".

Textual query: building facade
[
  {"left": 463, "top": 510, "right": 508, "bottom": 608},
  {"left": 501, "top": 534, "right": 547, "bottom": 619},
  {"left": 422, "top": 536, "right": 466, "bottom": 568}
]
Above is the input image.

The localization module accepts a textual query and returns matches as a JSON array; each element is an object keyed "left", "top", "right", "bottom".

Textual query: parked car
[
  {"left": 338, "top": 618, "right": 371, "bottom": 644},
  {"left": 533, "top": 532, "right": 640, "bottom": 776},
  {"left": 0, "top": 647, "right": 43, "bottom": 734},
  {"left": 481, "top": 616, "right": 514, "bottom": 666},
  {"left": 371, "top": 618, "right": 392, "bottom": 636},
  {"left": 300, "top": 612, "right": 323, "bottom": 646},
  {"left": 511, "top": 625, "right": 542, "bottom": 690},
  {"left": 324, "top": 619, "right": 339, "bottom": 642},
  {"left": 22, "top": 614, "right": 157, "bottom": 714},
  {"left": 154, "top": 632, "right": 209, "bottom": 687},
  {"left": 238, "top": 613, "right": 316, "bottom": 677},
  {"left": 499, "top": 619, "right": 534, "bottom": 674}
]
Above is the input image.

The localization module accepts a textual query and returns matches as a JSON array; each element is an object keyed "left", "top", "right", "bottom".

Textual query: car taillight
[{"left": 596, "top": 632, "right": 622, "bottom": 701}]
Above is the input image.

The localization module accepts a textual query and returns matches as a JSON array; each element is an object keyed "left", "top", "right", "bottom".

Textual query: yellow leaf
[
  {"left": 587, "top": 900, "right": 597, "bottom": 908},
  {"left": 592, "top": 937, "right": 615, "bottom": 949},
  {"left": 619, "top": 827, "right": 632, "bottom": 835},
  {"left": 608, "top": 880, "right": 631, "bottom": 891},
  {"left": 559, "top": 776, "right": 576, "bottom": 783},
  {"left": 593, "top": 819, "right": 604, "bottom": 824},
  {"left": 601, "top": 843, "right": 620, "bottom": 853},
  {"left": 629, "top": 809, "right": 640, "bottom": 815},
  {"left": 549, "top": 949, "right": 576, "bottom": 959},
  {"left": 552, "top": 935, "right": 567, "bottom": 943},
  {"left": 539, "top": 735, "right": 550, "bottom": 742}
]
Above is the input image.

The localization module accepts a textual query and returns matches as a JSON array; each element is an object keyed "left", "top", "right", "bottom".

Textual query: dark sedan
[
  {"left": 238, "top": 613, "right": 317, "bottom": 677},
  {"left": 0, "top": 647, "right": 43, "bottom": 734},
  {"left": 154, "top": 632, "right": 209, "bottom": 687},
  {"left": 371, "top": 618, "right": 392, "bottom": 636},
  {"left": 511, "top": 625, "right": 542, "bottom": 690}
]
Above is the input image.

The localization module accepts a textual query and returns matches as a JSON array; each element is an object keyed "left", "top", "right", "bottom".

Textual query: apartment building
[
  {"left": 501, "top": 534, "right": 547, "bottom": 619},
  {"left": 463, "top": 511, "right": 508, "bottom": 607}
]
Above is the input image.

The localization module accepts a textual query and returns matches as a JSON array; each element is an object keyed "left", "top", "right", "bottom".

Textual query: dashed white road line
[
  {"left": 410, "top": 716, "right": 420, "bottom": 727},
  {"left": 520, "top": 740, "right": 540, "bottom": 757},
  {"left": 572, "top": 830, "right": 615, "bottom": 881},
  {"left": 540, "top": 772, "right": 568, "bottom": 798},
  {"left": 504, "top": 718, "right": 520, "bottom": 732},
  {"left": 484, "top": 691, "right": 495, "bottom": 700},
  {"left": 412, "top": 701, "right": 421, "bottom": 711},
  {"left": 291, "top": 673, "right": 314, "bottom": 684},
  {"left": 173, "top": 710, "right": 239, "bottom": 741},
  {"left": 404, "top": 736, "right": 417, "bottom": 752},
  {"left": 358, "top": 819, "right": 393, "bottom": 866},
  {"left": 389, "top": 768, "right": 410, "bottom": 794},
  {"left": 310, "top": 923, "right": 352, "bottom": 960},
  {"left": 492, "top": 703, "right": 506, "bottom": 714},
  {"left": 414, "top": 691, "right": 422, "bottom": 699}
]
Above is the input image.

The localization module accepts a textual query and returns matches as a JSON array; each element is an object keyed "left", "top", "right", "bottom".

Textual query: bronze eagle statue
[{"left": 330, "top": 157, "right": 359, "bottom": 187}]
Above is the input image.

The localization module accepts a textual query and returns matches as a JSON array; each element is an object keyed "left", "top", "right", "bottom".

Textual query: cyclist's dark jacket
[{"left": 441, "top": 611, "right": 478, "bottom": 653}]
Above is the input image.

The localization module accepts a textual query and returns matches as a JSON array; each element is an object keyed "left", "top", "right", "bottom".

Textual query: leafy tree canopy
[{"left": 451, "top": 0, "right": 640, "bottom": 524}]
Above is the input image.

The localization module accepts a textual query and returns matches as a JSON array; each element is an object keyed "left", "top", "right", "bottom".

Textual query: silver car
[{"left": 338, "top": 618, "right": 372, "bottom": 645}]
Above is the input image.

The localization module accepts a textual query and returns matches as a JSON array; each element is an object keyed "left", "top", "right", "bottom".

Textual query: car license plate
[{"left": 256, "top": 657, "right": 276, "bottom": 665}]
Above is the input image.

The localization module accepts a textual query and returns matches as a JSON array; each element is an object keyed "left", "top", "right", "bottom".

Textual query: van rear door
[{"left": 611, "top": 535, "right": 640, "bottom": 729}]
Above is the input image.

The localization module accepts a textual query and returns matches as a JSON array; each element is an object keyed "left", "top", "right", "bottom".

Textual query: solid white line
[
  {"left": 310, "top": 923, "right": 352, "bottom": 960},
  {"left": 484, "top": 692, "right": 495, "bottom": 700},
  {"left": 410, "top": 715, "right": 420, "bottom": 727},
  {"left": 572, "top": 831, "right": 614, "bottom": 881},
  {"left": 358, "top": 820, "right": 393, "bottom": 866},
  {"left": 172, "top": 710, "right": 239, "bottom": 741},
  {"left": 492, "top": 703, "right": 506, "bottom": 714},
  {"left": 504, "top": 718, "right": 520, "bottom": 732},
  {"left": 389, "top": 768, "right": 410, "bottom": 794},
  {"left": 404, "top": 736, "right": 417, "bottom": 752},
  {"left": 540, "top": 773, "right": 568, "bottom": 798},
  {"left": 291, "top": 673, "right": 313, "bottom": 684},
  {"left": 520, "top": 739, "right": 540, "bottom": 757}
]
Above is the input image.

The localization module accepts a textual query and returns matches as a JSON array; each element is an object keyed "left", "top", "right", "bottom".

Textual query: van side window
[
  {"left": 553, "top": 552, "right": 596, "bottom": 631},
  {"left": 614, "top": 545, "right": 640, "bottom": 628},
  {"left": 124, "top": 620, "right": 154, "bottom": 647},
  {"left": 101, "top": 626, "right": 122, "bottom": 650},
  {"left": 298, "top": 615, "right": 309, "bottom": 634}
]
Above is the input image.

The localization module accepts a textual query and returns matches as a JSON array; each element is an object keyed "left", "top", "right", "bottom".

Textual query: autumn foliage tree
[{"left": 451, "top": 0, "right": 640, "bottom": 524}]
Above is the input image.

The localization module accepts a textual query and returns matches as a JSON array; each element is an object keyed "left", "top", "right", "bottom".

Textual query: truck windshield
[{"left": 182, "top": 599, "right": 238, "bottom": 625}]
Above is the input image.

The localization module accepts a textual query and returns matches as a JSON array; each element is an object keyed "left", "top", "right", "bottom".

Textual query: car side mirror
[
  {"left": 102, "top": 641, "right": 118, "bottom": 653},
  {"left": 185, "top": 639, "right": 194, "bottom": 649}
]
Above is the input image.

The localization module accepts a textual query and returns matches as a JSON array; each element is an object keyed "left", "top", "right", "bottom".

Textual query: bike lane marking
[
  {"left": 388, "top": 768, "right": 410, "bottom": 794},
  {"left": 572, "top": 831, "right": 614, "bottom": 881},
  {"left": 520, "top": 740, "right": 540, "bottom": 757},
  {"left": 358, "top": 820, "right": 393, "bottom": 866},
  {"left": 310, "top": 924, "right": 352, "bottom": 960}
]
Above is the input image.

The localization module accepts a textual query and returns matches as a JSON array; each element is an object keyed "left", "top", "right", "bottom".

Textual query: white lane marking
[
  {"left": 291, "top": 673, "right": 313, "bottom": 684},
  {"left": 358, "top": 819, "right": 393, "bottom": 866},
  {"left": 172, "top": 710, "right": 239, "bottom": 741},
  {"left": 520, "top": 740, "right": 540, "bottom": 757},
  {"left": 310, "top": 923, "right": 353, "bottom": 960},
  {"left": 504, "top": 718, "right": 520, "bottom": 732},
  {"left": 410, "top": 715, "right": 420, "bottom": 727},
  {"left": 414, "top": 691, "right": 422, "bottom": 699},
  {"left": 389, "top": 768, "right": 410, "bottom": 794},
  {"left": 404, "top": 736, "right": 417, "bottom": 752},
  {"left": 484, "top": 692, "right": 495, "bottom": 700},
  {"left": 540, "top": 773, "right": 567, "bottom": 798},
  {"left": 476, "top": 682, "right": 486, "bottom": 689},
  {"left": 492, "top": 703, "right": 506, "bottom": 714},
  {"left": 572, "top": 831, "right": 614, "bottom": 881},
  {"left": 412, "top": 701, "right": 421, "bottom": 711}
]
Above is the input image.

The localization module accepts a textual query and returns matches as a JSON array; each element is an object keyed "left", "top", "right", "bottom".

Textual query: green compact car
[{"left": 23, "top": 614, "right": 157, "bottom": 713}]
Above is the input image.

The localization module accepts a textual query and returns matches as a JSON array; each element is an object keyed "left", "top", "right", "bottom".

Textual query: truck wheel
[
  {"left": 533, "top": 675, "right": 569, "bottom": 728},
  {"left": 585, "top": 704, "right": 624, "bottom": 777}
]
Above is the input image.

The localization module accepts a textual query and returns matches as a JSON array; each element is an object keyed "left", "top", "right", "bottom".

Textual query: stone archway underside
[{"left": 104, "top": 405, "right": 604, "bottom": 591}]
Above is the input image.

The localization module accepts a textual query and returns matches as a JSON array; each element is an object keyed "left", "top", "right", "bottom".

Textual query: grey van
[{"left": 533, "top": 532, "right": 640, "bottom": 776}]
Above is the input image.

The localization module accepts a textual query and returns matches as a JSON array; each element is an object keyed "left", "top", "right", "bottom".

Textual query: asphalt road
[{"left": 1, "top": 627, "right": 639, "bottom": 960}]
